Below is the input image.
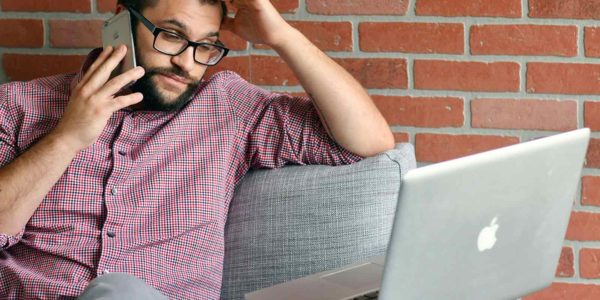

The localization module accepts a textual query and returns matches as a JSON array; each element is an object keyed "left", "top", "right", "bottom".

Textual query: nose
[{"left": 170, "top": 46, "right": 195, "bottom": 73}]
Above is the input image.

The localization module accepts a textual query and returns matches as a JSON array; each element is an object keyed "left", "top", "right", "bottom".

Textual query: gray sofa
[{"left": 220, "top": 143, "right": 417, "bottom": 300}]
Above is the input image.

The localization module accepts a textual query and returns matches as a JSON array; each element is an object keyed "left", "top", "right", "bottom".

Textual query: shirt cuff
[{"left": 0, "top": 229, "right": 24, "bottom": 250}]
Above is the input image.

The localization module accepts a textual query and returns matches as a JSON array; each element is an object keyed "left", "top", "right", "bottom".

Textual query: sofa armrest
[{"left": 221, "top": 143, "right": 416, "bottom": 300}]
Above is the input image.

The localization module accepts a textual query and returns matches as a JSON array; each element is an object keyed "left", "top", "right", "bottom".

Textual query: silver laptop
[{"left": 246, "top": 128, "right": 590, "bottom": 300}]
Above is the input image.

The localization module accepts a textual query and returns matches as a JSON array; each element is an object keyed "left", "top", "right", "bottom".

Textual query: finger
[
  {"left": 99, "top": 66, "right": 145, "bottom": 98},
  {"left": 79, "top": 46, "right": 115, "bottom": 86},
  {"left": 111, "top": 92, "right": 144, "bottom": 111},
  {"left": 85, "top": 45, "right": 128, "bottom": 91}
]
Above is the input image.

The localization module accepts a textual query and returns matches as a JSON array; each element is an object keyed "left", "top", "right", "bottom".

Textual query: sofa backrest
[{"left": 221, "top": 143, "right": 417, "bottom": 300}]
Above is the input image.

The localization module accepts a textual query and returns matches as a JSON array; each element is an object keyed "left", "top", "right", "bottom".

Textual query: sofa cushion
[{"left": 220, "top": 143, "right": 416, "bottom": 300}]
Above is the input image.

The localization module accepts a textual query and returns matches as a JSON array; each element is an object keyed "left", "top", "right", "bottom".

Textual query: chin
[{"left": 132, "top": 72, "right": 199, "bottom": 112}]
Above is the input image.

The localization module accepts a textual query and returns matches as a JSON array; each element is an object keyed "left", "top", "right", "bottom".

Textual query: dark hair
[{"left": 117, "top": 0, "right": 228, "bottom": 23}]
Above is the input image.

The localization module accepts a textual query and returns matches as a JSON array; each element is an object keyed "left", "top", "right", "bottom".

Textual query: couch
[{"left": 220, "top": 143, "right": 417, "bottom": 299}]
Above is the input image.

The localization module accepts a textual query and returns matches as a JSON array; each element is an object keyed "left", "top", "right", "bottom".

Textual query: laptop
[{"left": 245, "top": 128, "right": 590, "bottom": 300}]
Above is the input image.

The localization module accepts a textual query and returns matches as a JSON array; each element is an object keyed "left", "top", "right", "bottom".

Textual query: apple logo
[{"left": 477, "top": 216, "right": 499, "bottom": 252}]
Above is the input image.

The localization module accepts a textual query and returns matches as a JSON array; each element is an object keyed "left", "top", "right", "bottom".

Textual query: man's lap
[{"left": 77, "top": 273, "right": 167, "bottom": 300}]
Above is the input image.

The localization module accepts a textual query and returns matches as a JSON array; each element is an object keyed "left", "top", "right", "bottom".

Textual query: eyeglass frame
[{"left": 126, "top": 6, "right": 229, "bottom": 66}]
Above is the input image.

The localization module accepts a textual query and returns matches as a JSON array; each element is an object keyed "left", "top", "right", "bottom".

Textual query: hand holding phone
[{"left": 55, "top": 46, "right": 145, "bottom": 152}]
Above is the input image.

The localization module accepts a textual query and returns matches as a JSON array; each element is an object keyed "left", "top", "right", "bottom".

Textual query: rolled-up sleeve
[
  {"left": 0, "top": 83, "right": 23, "bottom": 249},
  {"left": 1, "top": 230, "right": 24, "bottom": 249},
  {"left": 224, "top": 72, "right": 364, "bottom": 169}
]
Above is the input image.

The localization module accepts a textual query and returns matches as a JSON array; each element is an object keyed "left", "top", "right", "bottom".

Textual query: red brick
[
  {"left": 530, "top": 0, "right": 600, "bottom": 19},
  {"left": 415, "top": 133, "right": 519, "bottom": 163},
  {"left": 220, "top": 30, "right": 247, "bottom": 51},
  {"left": 565, "top": 211, "right": 600, "bottom": 241},
  {"left": 582, "top": 176, "right": 600, "bottom": 206},
  {"left": 4, "top": 54, "right": 87, "bottom": 82},
  {"left": 271, "top": 0, "right": 299, "bottom": 13},
  {"left": 585, "top": 101, "right": 600, "bottom": 131},
  {"left": 471, "top": 25, "right": 577, "bottom": 57},
  {"left": 371, "top": 96, "right": 464, "bottom": 128},
  {"left": 586, "top": 139, "right": 600, "bottom": 168},
  {"left": 307, "top": 0, "right": 408, "bottom": 15},
  {"left": 250, "top": 55, "right": 298, "bottom": 86},
  {"left": 49, "top": 20, "right": 103, "bottom": 49},
  {"left": 416, "top": 0, "right": 521, "bottom": 17},
  {"left": 203, "top": 56, "right": 250, "bottom": 81},
  {"left": 249, "top": 56, "right": 407, "bottom": 89},
  {"left": 527, "top": 63, "right": 600, "bottom": 94},
  {"left": 523, "top": 282, "right": 600, "bottom": 299},
  {"left": 256, "top": 21, "right": 352, "bottom": 51},
  {"left": 393, "top": 132, "right": 410, "bottom": 143},
  {"left": 335, "top": 58, "right": 407, "bottom": 89},
  {"left": 581, "top": 248, "right": 600, "bottom": 278},
  {"left": 286, "top": 92, "right": 308, "bottom": 98},
  {"left": 471, "top": 99, "right": 578, "bottom": 131},
  {"left": 359, "top": 22, "right": 463, "bottom": 54},
  {"left": 585, "top": 27, "right": 600, "bottom": 57},
  {"left": 291, "top": 21, "right": 352, "bottom": 51},
  {"left": 414, "top": 60, "right": 520, "bottom": 92},
  {"left": 97, "top": 0, "right": 115, "bottom": 12},
  {"left": 0, "top": 19, "right": 43, "bottom": 48},
  {"left": 556, "top": 247, "right": 575, "bottom": 277},
  {"left": 2, "top": 0, "right": 91, "bottom": 12}
]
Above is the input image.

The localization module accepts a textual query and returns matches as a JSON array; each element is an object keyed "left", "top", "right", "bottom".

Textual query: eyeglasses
[{"left": 127, "top": 6, "right": 229, "bottom": 66}]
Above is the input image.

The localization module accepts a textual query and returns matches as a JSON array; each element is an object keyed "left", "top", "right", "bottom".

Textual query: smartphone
[{"left": 102, "top": 10, "right": 137, "bottom": 79}]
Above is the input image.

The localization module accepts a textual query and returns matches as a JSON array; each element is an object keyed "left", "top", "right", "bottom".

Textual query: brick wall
[{"left": 1, "top": 0, "right": 600, "bottom": 298}]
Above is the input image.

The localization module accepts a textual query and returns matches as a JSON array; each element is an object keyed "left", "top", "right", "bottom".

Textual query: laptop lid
[{"left": 379, "top": 128, "right": 590, "bottom": 300}]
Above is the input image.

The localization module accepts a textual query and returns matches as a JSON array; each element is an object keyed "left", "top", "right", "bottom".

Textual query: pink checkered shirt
[{"left": 0, "top": 50, "right": 363, "bottom": 299}]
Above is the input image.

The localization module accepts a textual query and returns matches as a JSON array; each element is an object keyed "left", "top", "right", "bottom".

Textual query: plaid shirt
[{"left": 0, "top": 50, "right": 363, "bottom": 299}]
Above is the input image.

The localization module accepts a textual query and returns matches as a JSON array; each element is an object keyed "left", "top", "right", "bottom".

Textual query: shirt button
[
  {"left": 107, "top": 231, "right": 116, "bottom": 238},
  {"left": 118, "top": 150, "right": 127, "bottom": 156},
  {"left": 111, "top": 188, "right": 117, "bottom": 196}
]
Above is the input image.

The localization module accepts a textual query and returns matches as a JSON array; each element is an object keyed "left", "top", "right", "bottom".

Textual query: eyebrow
[{"left": 162, "top": 19, "right": 220, "bottom": 39}]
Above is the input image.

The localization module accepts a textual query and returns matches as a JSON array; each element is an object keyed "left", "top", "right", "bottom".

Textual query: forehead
[{"left": 142, "top": 0, "right": 222, "bottom": 37}]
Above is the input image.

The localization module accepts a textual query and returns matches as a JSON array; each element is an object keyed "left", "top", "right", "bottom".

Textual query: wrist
[{"left": 46, "top": 130, "right": 85, "bottom": 155}]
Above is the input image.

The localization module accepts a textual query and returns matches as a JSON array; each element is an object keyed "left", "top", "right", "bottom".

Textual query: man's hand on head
[
  {"left": 52, "top": 45, "right": 146, "bottom": 152},
  {"left": 221, "top": 0, "right": 296, "bottom": 48}
]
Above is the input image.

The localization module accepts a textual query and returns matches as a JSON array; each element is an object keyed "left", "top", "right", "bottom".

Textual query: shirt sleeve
[
  {"left": 224, "top": 72, "right": 364, "bottom": 169},
  {"left": 1, "top": 230, "right": 24, "bottom": 249},
  {"left": 0, "top": 83, "right": 24, "bottom": 249}
]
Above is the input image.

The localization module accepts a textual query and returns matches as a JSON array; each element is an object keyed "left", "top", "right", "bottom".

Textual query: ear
[{"left": 115, "top": 4, "right": 126, "bottom": 14}]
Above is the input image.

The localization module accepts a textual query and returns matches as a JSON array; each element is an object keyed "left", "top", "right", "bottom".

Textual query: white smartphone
[{"left": 102, "top": 10, "right": 137, "bottom": 79}]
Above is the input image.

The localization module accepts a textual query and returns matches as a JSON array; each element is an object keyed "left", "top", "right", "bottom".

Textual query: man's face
[{"left": 129, "top": 0, "right": 222, "bottom": 111}]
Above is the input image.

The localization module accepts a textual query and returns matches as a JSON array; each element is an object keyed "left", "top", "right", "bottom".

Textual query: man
[{"left": 0, "top": 0, "right": 394, "bottom": 298}]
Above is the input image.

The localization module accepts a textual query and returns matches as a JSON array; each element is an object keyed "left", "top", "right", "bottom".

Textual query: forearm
[
  {"left": 0, "top": 132, "right": 79, "bottom": 236},
  {"left": 271, "top": 28, "right": 395, "bottom": 157}
]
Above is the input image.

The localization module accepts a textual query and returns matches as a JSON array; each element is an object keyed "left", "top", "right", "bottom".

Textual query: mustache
[{"left": 145, "top": 67, "right": 195, "bottom": 82}]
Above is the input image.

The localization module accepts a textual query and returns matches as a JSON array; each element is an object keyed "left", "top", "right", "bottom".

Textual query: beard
[{"left": 129, "top": 66, "right": 200, "bottom": 112}]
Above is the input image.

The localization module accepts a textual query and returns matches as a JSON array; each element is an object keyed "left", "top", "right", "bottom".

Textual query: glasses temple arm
[{"left": 126, "top": 6, "right": 156, "bottom": 33}]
